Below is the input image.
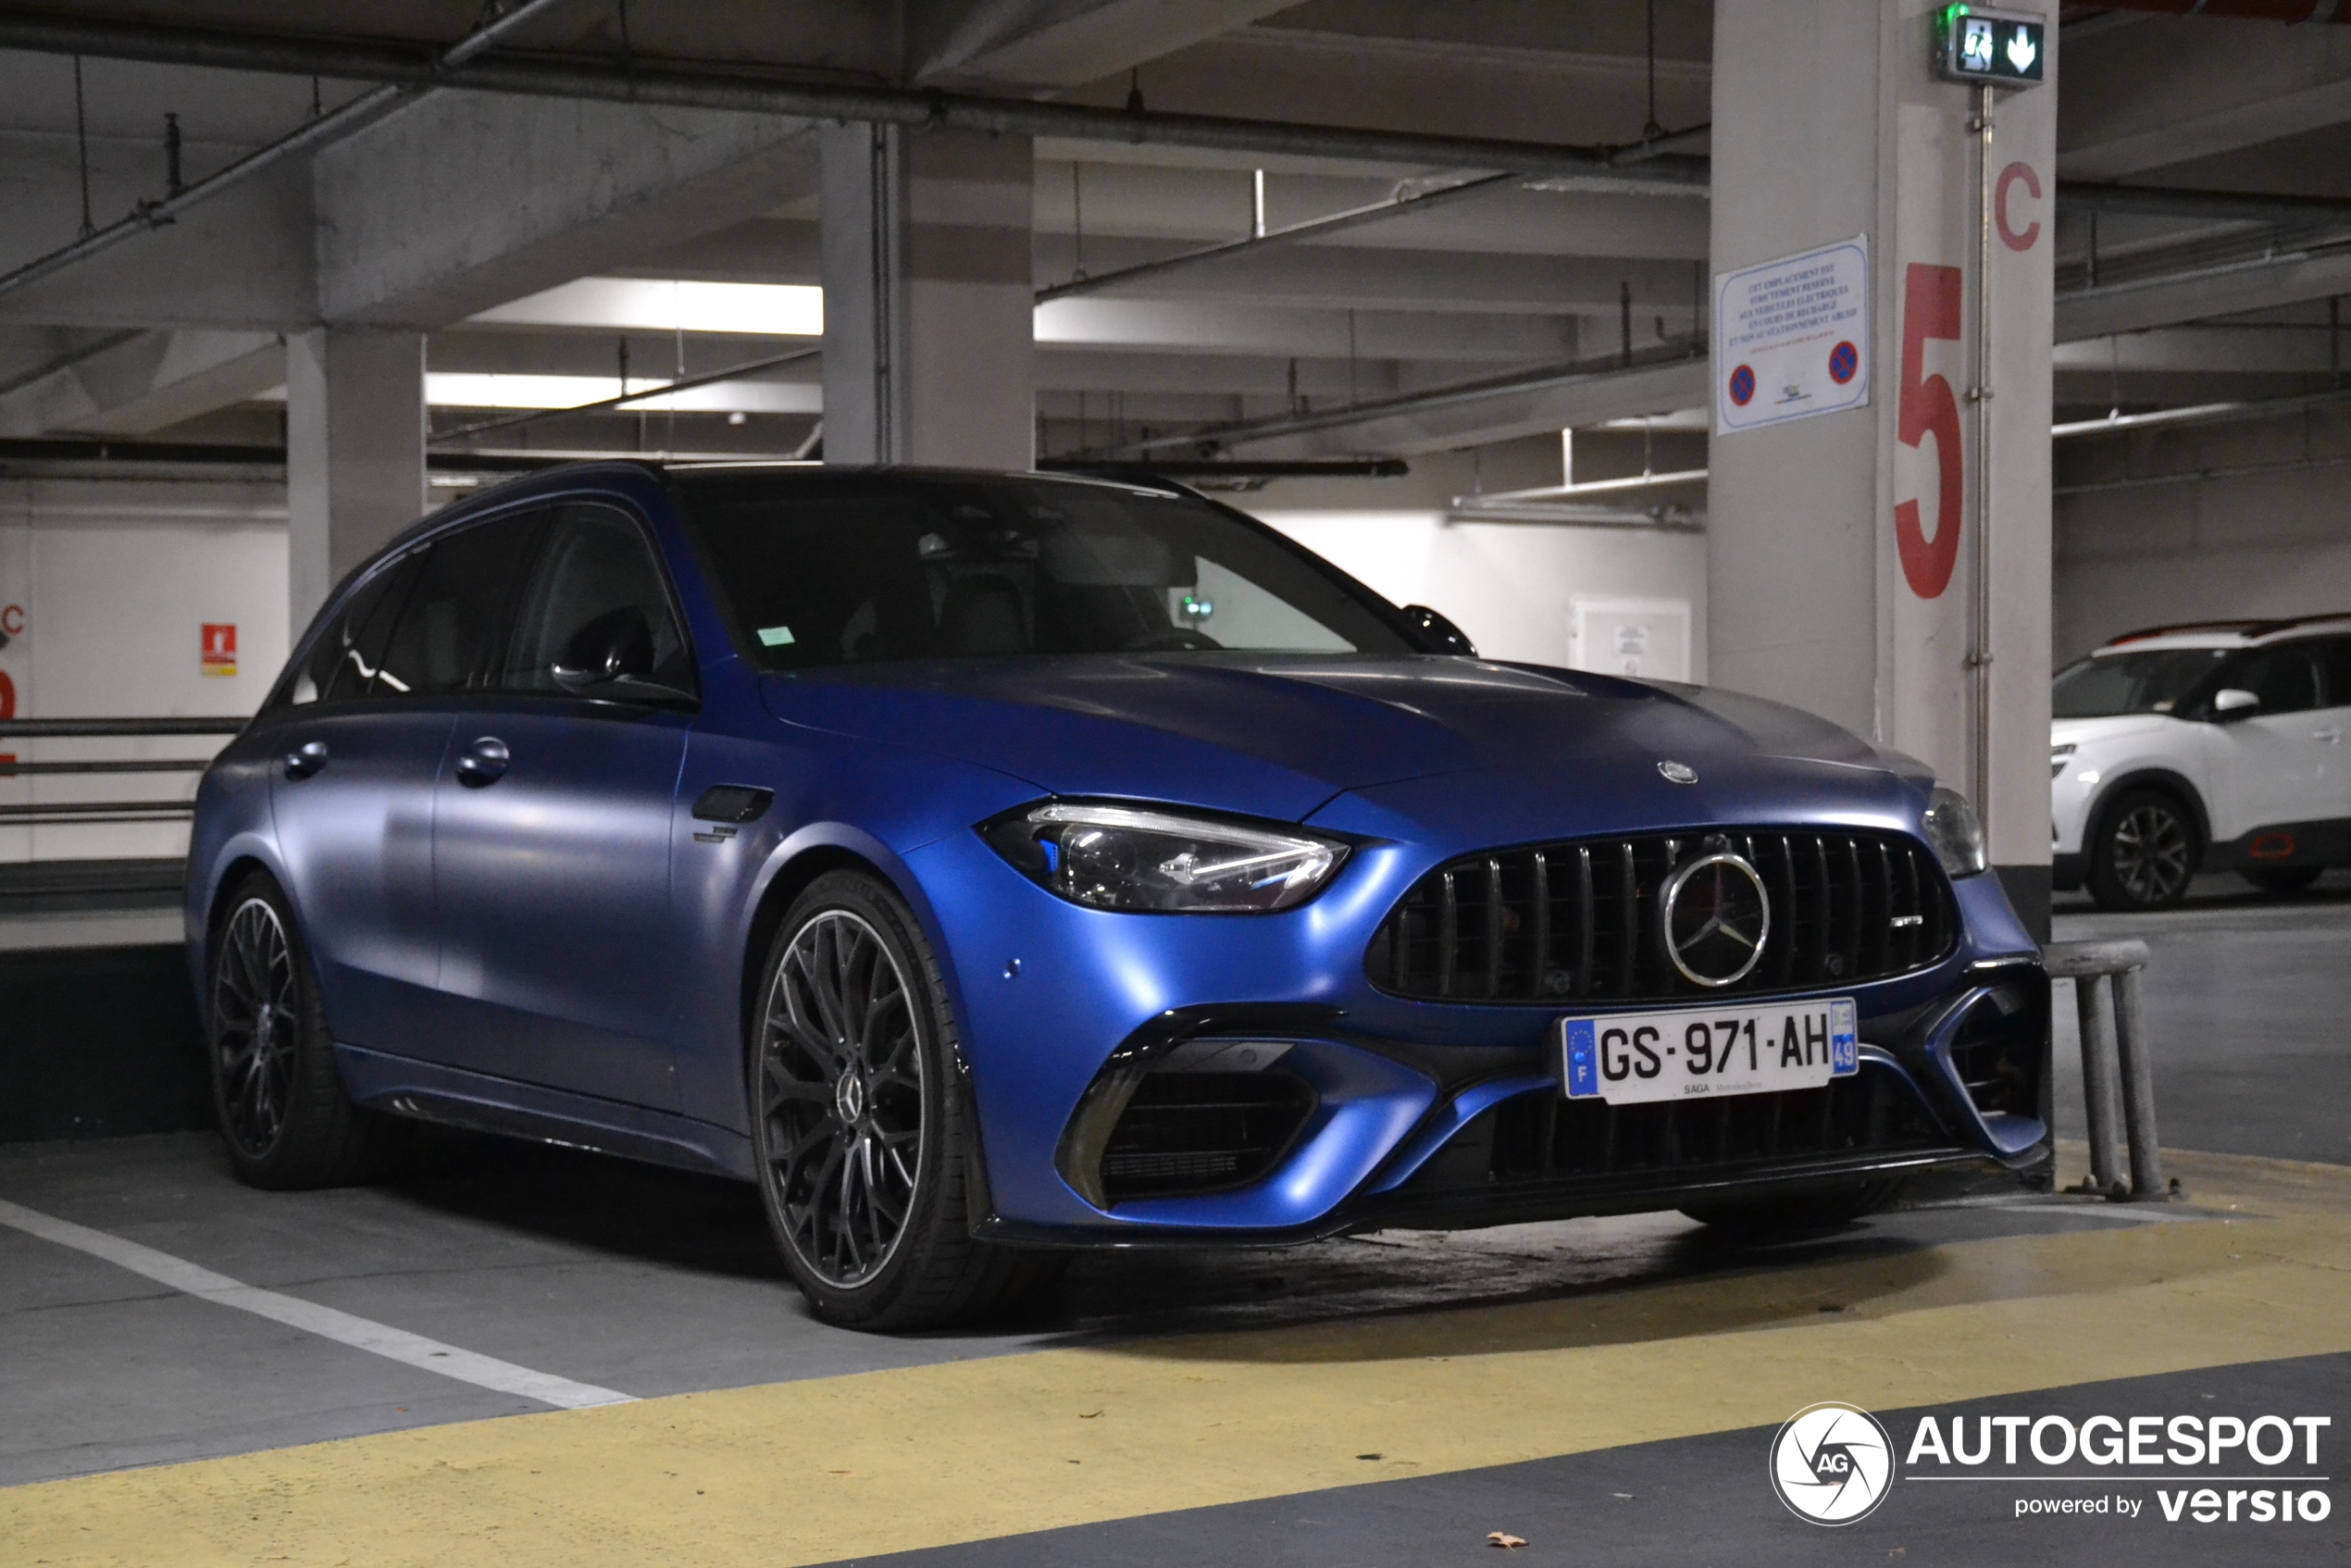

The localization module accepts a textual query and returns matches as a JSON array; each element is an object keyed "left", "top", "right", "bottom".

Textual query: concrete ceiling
[{"left": 0, "top": 0, "right": 2343, "bottom": 463}]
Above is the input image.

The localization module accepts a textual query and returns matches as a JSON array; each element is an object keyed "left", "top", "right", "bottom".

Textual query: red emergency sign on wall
[{"left": 202, "top": 622, "right": 238, "bottom": 678}]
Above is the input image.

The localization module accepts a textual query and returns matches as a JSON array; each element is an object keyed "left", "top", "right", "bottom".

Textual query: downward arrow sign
[{"left": 2006, "top": 27, "right": 2037, "bottom": 71}]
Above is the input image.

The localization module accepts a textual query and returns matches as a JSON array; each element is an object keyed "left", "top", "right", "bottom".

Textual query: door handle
[
  {"left": 2314, "top": 728, "right": 2342, "bottom": 744},
  {"left": 282, "top": 740, "right": 329, "bottom": 780},
  {"left": 454, "top": 736, "right": 509, "bottom": 787}
]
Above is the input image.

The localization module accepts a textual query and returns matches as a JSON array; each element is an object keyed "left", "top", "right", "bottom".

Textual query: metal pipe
[
  {"left": 2111, "top": 966, "right": 2167, "bottom": 1199},
  {"left": 1035, "top": 173, "right": 1516, "bottom": 304},
  {"left": 0, "top": 759, "right": 211, "bottom": 775},
  {"left": 1972, "top": 83, "right": 1996, "bottom": 834},
  {"left": 2044, "top": 938, "right": 2164, "bottom": 1201},
  {"left": 434, "top": 344, "right": 821, "bottom": 442},
  {"left": 2056, "top": 180, "right": 2351, "bottom": 227},
  {"left": 0, "top": 9, "right": 1713, "bottom": 193},
  {"left": 0, "top": 0, "right": 576, "bottom": 305},
  {"left": 1076, "top": 337, "right": 1707, "bottom": 458},
  {"left": 0, "top": 801, "right": 196, "bottom": 818},
  {"left": 2071, "top": 969, "right": 2124, "bottom": 1196},
  {"left": 2054, "top": 449, "right": 2351, "bottom": 495},
  {"left": 2076, "top": 0, "right": 2351, "bottom": 22},
  {"left": 0, "top": 717, "right": 244, "bottom": 737}
]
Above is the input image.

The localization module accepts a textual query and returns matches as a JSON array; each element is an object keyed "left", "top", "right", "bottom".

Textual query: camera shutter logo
[{"left": 1770, "top": 1401, "right": 1895, "bottom": 1524}]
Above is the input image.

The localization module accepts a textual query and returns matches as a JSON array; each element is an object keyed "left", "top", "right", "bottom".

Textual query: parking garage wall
[
  {"left": 0, "top": 477, "right": 288, "bottom": 865},
  {"left": 1257, "top": 509, "right": 1708, "bottom": 679},
  {"left": 2054, "top": 402, "right": 2351, "bottom": 664}
]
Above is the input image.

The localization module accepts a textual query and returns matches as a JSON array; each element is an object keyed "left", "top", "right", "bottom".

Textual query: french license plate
[{"left": 1557, "top": 998, "right": 1859, "bottom": 1106}]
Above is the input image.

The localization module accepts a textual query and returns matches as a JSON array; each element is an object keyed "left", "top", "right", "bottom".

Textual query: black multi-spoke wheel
[
  {"left": 205, "top": 871, "right": 404, "bottom": 1188},
  {"left": 749, "top": 871, "right": 1058, "bottom": 1330},
  {"left": 213, "top": 896, "right": 298, "bottom": 1158},
  {"left": 2087, "top": 790, "right": 2198, "bottom": 911},
  {"left": 759, "top": 908, "right": 926, "bottom": 1287}
]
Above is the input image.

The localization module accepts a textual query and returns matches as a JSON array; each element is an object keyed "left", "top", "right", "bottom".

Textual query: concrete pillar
[
  {"left": 286, "top": 327, "right": 426, "bottom": 631},
  {"left": 1706, "top": 1, "right": 2057, "bottom": 934},
  {"left": 819, "top": 123, "right": 1034, "bottom": 468}
]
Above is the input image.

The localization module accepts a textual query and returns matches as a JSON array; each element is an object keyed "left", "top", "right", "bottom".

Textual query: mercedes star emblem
[
  {"left": 1658, "top": 760, "right": 1698, "bottom": 785},
  {"left": 1661, "top": 851, "right": 1772, "bottom": 988}
]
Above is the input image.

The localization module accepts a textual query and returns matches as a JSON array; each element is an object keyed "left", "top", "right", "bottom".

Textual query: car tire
[
  {"left": 207, "top": 871, "right": 407, "bottom": 1189},
  {"left": 749, "top": 870, "right": 1057, "bottom": 1331},
  {"left": 2242, "top": 865, "right": 2323, "bottom": 896},
  {"left": 1679, "top": 1176, "right": 1907, "bottom": 1236},
  {"left": 2086, "top": 789, "right": 2198, "bottom": 911}
]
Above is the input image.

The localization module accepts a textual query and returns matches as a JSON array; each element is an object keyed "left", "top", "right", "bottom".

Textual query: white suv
[{"left": 2054, "top": 616, "right": 2351, "bottom": 910}]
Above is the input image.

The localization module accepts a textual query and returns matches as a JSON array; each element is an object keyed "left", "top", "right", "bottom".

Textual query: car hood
[{"left": 761, "top": 654, "right": 1926, "bottom": 828}]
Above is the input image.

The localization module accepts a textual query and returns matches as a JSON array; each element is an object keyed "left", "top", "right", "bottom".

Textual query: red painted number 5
[{"left": 1897, "top": 263, "right": 1964, "bottom": 600}]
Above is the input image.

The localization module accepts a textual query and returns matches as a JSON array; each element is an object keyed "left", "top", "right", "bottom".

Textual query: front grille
[
  {"left": 1098, "top": 1070, "right": 1316, "bottom": 1202},
  {"left": 1401, "top": 1066, "right": 1947, "bottom": 1194},
  {"left": 1366, "top": 828, "right": 1955, "bottom": 1005}
]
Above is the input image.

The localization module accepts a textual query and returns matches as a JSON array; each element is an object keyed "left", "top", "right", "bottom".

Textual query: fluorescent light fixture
[
  {"left": 426, "top": 373, "right": 668, "bottom": 409},
  {"left": 260, "top": 375, "right": 823, "bottom": 414},
  {"left": 470, "top": 278, "right": 824, "bottom": 336}
]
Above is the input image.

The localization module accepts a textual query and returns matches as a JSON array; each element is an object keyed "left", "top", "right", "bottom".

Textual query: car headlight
[
  {"left": 981, "top": 802, "right": 1349, "bottom": 913},
  {"left": 1921, "top": 784, "right": 1988, "bottom": 877},
  {"left": 2049, "top": 742, "right": 2075, "bottom": 779}
]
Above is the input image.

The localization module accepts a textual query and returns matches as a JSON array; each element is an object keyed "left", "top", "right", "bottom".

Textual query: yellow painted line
[{"left": 6, "top": 1149, "right": 2348, "bottom": 1567}]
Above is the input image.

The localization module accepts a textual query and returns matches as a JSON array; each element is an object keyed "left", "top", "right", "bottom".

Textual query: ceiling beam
[
  {"left": 0, "top": 328, "right": 278, "bottom": 436},
  {"left": 906, "top": 0, "right": 1301, "bottom": 89},
  {"left": 0, "top": 8, "right": 1711, "bottom": 193}
]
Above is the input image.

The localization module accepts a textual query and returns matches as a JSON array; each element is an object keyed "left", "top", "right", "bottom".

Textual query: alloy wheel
[
  {"left": 757, "top": 909, "right": 926, "bottom": 1288},
  {"left": 212, "top": 897, "right": 298, "bottom": 1157},
  {"left": 2109, "top": 802, "right": 2192, "bottom": 904}
]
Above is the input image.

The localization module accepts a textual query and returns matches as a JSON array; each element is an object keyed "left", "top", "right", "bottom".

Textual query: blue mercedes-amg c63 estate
[{"left": 188, "top": 462, "right": 2049, "bottom": 1329}]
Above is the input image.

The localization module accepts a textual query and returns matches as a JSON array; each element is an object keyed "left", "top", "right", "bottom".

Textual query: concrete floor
[{"left": 4, "top": 888, "right": 2348, "bottom": 1564}]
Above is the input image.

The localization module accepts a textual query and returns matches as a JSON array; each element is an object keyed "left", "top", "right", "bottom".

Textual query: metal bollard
[{"left": 2041, "top": 938, "right": 2171, "bottom": 1201}]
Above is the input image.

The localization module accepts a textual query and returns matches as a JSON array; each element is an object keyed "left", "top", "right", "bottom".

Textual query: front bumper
[{"left": 909, "top": 831, "right": 2048, "bottom": 1246}]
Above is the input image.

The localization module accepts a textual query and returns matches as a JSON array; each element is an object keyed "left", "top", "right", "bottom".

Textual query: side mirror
[
  {"left": 2212, "top": 687, "right": 2261, "bottom": 721},
  {"left": 551, "top": 607, "right": 691, "bottom": 703},
  {"left": 1401, "top": 604, "right": 1476, "bottom": 656}
]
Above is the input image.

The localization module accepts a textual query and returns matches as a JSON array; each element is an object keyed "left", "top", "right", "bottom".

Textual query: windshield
[
  {"left": 2052, "top": 648, "right": 2228, "bottom": 718},
  {"left": 675, "top": 471, "right": 1417, "bottom": 669}
]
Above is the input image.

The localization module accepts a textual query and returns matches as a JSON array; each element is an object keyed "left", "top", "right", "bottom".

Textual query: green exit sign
[{"left": 1935, "top": 5, "right": 2046, "bottom": 88}]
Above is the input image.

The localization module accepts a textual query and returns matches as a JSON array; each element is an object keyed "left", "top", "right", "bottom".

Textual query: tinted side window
[
  {"left": 2319, "top": 638, "right": 2351, "bottom": 707},
  {"left": 373, "top": 510, "right": 544, "bottom": 698},
  {"left": 499, "top": 504, "right": 691, "bottom": 694},
  {"left": 281, "top": 554, "right": 417, "bottom": 706},
  {"left": 2227, "top": 645, "right": 2321, "bottom": 716}
]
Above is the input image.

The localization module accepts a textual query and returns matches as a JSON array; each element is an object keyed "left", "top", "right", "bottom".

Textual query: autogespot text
[{"left": 1904, "top": 1412, "right": 2332, "bottom": 1525}]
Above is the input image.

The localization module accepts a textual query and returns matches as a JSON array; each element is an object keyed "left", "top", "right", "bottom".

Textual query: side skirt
[{"left": 335, "top": 1044, "right": 756, "bottom": 1180}]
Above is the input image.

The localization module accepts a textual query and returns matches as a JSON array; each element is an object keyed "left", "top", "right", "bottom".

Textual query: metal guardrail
[
  {"left": 0, "top": 716, "right": 243, "bottom": 828},
  {"left": 2043, "top": 938, "right": 2176, "bottom": 1201}
]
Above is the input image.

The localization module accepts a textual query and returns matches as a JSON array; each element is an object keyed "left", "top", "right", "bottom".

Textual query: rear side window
[
  {"left": 2318, "top": 638, "right": 2351, "bottom": 707},
  {"left": 373, "top": 510, "right": 544, "bottom": 698},
  {"left": 498, "top": 503, "right": 693, "bottom": 694},
  {"left": 2224, "top": 644, "right": 2322, "bottom": 716},
  {"left": 282, "top": 554, "right": 417, "bottom": 706}
]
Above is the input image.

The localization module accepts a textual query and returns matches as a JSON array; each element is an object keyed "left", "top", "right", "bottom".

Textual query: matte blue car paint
[
  {"left": 189, "top": 461, "right": 2047, "bottom": 1246},
  {"left": 429, "top": 699, "right": 690, "bottom": 1109}
]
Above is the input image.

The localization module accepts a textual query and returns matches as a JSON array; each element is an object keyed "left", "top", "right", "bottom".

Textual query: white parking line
[{"left": 0, "top": 1197, "right": 634, "bottom": 1411}]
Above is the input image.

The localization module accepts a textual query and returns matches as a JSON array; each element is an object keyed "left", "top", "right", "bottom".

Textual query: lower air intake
[{"left": 1098, "top": 1070, "right": 1316, "bottom": 1203}]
